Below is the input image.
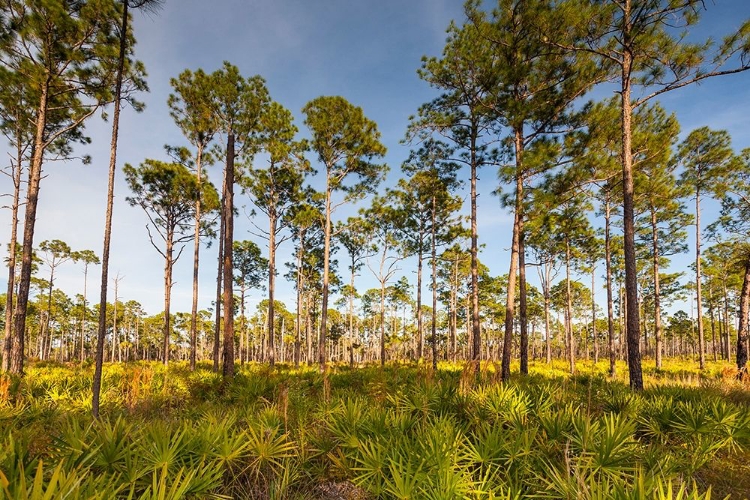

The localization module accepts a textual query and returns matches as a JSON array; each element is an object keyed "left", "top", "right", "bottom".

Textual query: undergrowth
[{"left": 0, "top": 359, "right": 748, "bottom": 499}]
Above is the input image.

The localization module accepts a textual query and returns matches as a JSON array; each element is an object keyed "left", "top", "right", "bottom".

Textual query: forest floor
[{"left": 1, "top": 358, "right": 749, "bottom": 499}]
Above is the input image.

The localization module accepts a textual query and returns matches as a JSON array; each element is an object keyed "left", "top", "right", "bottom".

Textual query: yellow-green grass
[{"left": 0, "top": 359, "right": 748, "bottom": 499}]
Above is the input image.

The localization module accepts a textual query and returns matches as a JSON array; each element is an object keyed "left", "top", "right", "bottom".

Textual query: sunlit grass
[{"left": 0, "top": 358, "right": 748, "bottom": 499}]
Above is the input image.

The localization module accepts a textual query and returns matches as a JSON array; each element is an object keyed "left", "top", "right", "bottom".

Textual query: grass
[{"left": 0, "top": 359, "right": 748, "bottom": 499}]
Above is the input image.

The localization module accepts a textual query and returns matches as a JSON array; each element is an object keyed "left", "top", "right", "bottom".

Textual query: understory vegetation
[{"left": 1, "top": 361, "right": 749, "bottom": 499}]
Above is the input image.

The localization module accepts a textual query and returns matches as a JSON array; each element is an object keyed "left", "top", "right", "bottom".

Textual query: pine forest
[{"left": 1, "top": 0, "right": 750, "bottom": 498}]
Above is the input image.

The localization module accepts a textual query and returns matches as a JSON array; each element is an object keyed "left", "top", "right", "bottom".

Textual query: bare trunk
[
  {"left": 305, "top": 292, "right": 312, "bottom": 365},
  {"left": 501, "top": 128, "right": 524, "bottom": 381},
  {"left": 708, "top": 289, "right": 717, "bottom": 362},
  {"left": 294, "top": 231, "right": 305, "bottom": 367},
  {"left": 592, "top": 262, "right": 598, "bottom": 364},
  {"left": 44, "top": 269, "right": 54, "bottom": 360},
  {"left": 605, "top": 201, "right": 616, "bottom": 377},
  {"left": 162, "top": 236, "right": 173, "bottom": 365},
  {"left": 416, "top": 241, "right": 424, "bottom": 361},
  {"left": 431, "top": 195, "right": 438, "bottom": 370},
  {"left": 222, "top": 132, "right": 235, "bottom": 378},
  {"left": 651, "top": 209, "right": 663, "bottom": 369},
  {"left": 620, "top": 16, "right": 644, "bottom": 389},
  {"left": 450, "top": 260, "right": 457, "bottom": 362},
  {"left": 213, "top": 187, "right": 225, "bottom": 372},
  {"left": 268, "top": 213, "right": 277, "bottom": 367},
  {"left": 80, "top": 266, "right": 88, "bottom": 363},
  {"left": 695, "top": 191, "right": 705, "bottom": 369},
  {"left": 723, "top": 282, "right": 730, "bottom": 360},
  {"left": 189, "top": 146, "right": 204, "bottom": 371},
  {"left": 519, "top": 218, "right": 528, "bottom": 375},
  {"left": 319, "top": 172, "right": 332, "bottom": 371},
  {"left": 92, "top": 1, "right": 129, "bottom": 417},
  {"left": 12, "top": 76, "right": 50, "bottom": 375},
  {"left": 348, "top": 254, "right": 355, "bottom": 367},
  {"left": 1, "top": 137, "right": 23, "bottom": 372},
  {"left": 544, "top": 268, "right": 552, "bottom": 364},
  {"left": 470, "top": 125, "right": 481, "bottom": 370},
  {"left": 735, "top": 259, "right": 750, "bottom": 376},
  {"left": 565, "top": 238, "right": 575, "bottom": 375}
]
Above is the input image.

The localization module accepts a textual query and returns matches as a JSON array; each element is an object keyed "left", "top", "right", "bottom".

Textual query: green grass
[{"left": 0, "top": 359, "right": 748, "bottom": 499}]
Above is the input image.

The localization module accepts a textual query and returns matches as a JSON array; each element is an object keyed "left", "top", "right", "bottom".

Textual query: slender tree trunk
[
  {"left": 306, "top": 292, "right": 312, "bottom": 364},
  {"left": 80, "top": 265, "right": 88, "bottom": 363},
  {"left": 620, "top": 12, "right": 644, "bottom": 389},
  {"left": 268, "top": 213, "right": 277, "bottom": 367},
  {"left": 319, "top": 172, "right": 332, "bottom": 371},
  {"left": 723, "top": 282, "right": 730, "bottom": 360},
  {"left": 544, "top": 271, "right": 552, "bottom": 364},
  {"left": 565, "top": 238, "right": 575, "bottom": 375},
  {"left": 44, "top": 269, "right": 55, "bottom": 361},
  {"left": 239, "top": 288, "right": 246, "bottom": 364},
  {"left": 112, "top": 277, "right": 119, "bottom": 363},
  {"left": 735, "top": 259, "right": 750, "bottom": 376},
  {"left": 519, "top": 219, "right": 528, "bottom": 375},
  {"left": 605, "top": 201, "right": 616, "bottom": 377},
  {"left": 708, "top": 292, "right": 717, "bottom": 362},
  {"left": 379, "top": 264, "right": 387, "bottom": 366},
  {"left": 470, "top": 125, "right": 481, "bottom": 370},
  {"left": 162, "top": 236, "right": 173, "bottom": 365},
  {"left": 92, "top": 1, "right": 129, "bottom": 416},
  {"left": 2, "top": 139, "right": 22, "bottom": 372},
  {"left": 431, "top": 195, "right": 438, "bottom": 371},
  {"left": 450, "top": 260, "right": 457, "bottom": 362},
  {"left": 189, "top": 145, "right": 204, "bottom": 371},
  {"left": 501, "top": 128, "right": 524, "bottom": 381},
  {"left": 214, "top": 189, "right": 225, "bottom": 372},
  {"left": 592, "top": 262, "right": 598, "bottom": 364},
  {"left": 695, "top": 191, "right": 706, "bottom": 369},
  {"left": 348, "top": 257, "right": 355, "bottom": 367},
  {"left": 294, "top": 231, "right": 305, "bottom": 367},
  {"left": 651, "top": 209, "right": 663, "bottom": 369},
  {"left": 11, "top": 77, "right": 50, "bottom": 375},
  {"left": 222, "top": 132, "right": 235, "bottom": 378},
  {"left": 416, "top": 241, "right": 424, "bottom": 361}
]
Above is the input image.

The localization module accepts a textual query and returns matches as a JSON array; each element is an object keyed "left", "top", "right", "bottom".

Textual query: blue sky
[{"left": 2, "top": 0, "right": 750, "bottom": 321}]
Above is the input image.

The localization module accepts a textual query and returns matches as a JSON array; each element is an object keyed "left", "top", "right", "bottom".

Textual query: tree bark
[
  {"left": 294, "top": 230, "right": 305, "bottom": 367},
  {"left": 213, "top": 188, "right": 225, "bottom": 372},
  {"left": 592, "top": 262, "right": 598, "bottom": 364},
  {"left": 416, "top": 240, "right": 424, "bottom": 361},
  {"left": 80, "top": 265, "right": 89, "bottom": 363},
  {"left": 450, "top": 259, "right": 458, "bottom": 362},
  {"left": 519, "top": 218, "right": 528, "bottom": 375},
  {"left": 470, "top": 123, "right": 481, "bottom": 371},
  {"left": 92, "top": 0, "right": 129, "bottom": 417},
  {"left": 431, "top": 194, "right": 438, "bottom": 371},
  {"left": 2, "top": 136, "right": 22, "bottom": 372},
  {"left": 723, "top": 282, "right": 730, "bottom": 360},
  {"left": 222, "top": 132, "right": 235, "bottom": 378},
  {"left": 695, "top": 190, "right": 706, "bottom": 369},
  {"left": 565, "top": 237, "right": 575, "bottom": 375},
  {"left": 319, "top": 171, "right": 332, "bottom": 371},
  {"left": 501, "top": 128, "right": 524, "bottom": 381},
  {"left": 268, "top": 212, "right": 277, "bottom": 367},
  {"left": 44, "top": 268, "right": 55, "bottom": 361},
  {"left": 162, "top": 235, "right": 173, "bottom": 365},
  {"left": 651, "top": 209, "right": 663, "bottom": 369},
  {"left": 620, "top": 10, "right": 644, "bottom": 389},
  {"left": 348, "top": 262, "right": 355, "bottom": 367},
  {"left": 735, "top": 259, "right": 750, "bottom": 376},
  {"left": 605, "top": 200, "right": 616, "bottom": 377},
  {"left": 189, "top": 145, "right": 204, "bottom": 371},
  {"left": 12, "top": 74, "right": 50, "bottom": 375}
]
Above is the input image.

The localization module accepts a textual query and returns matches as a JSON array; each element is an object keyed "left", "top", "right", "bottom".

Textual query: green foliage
[{"left": 1, "top": 361, "right": 748, "bottom": 498}]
